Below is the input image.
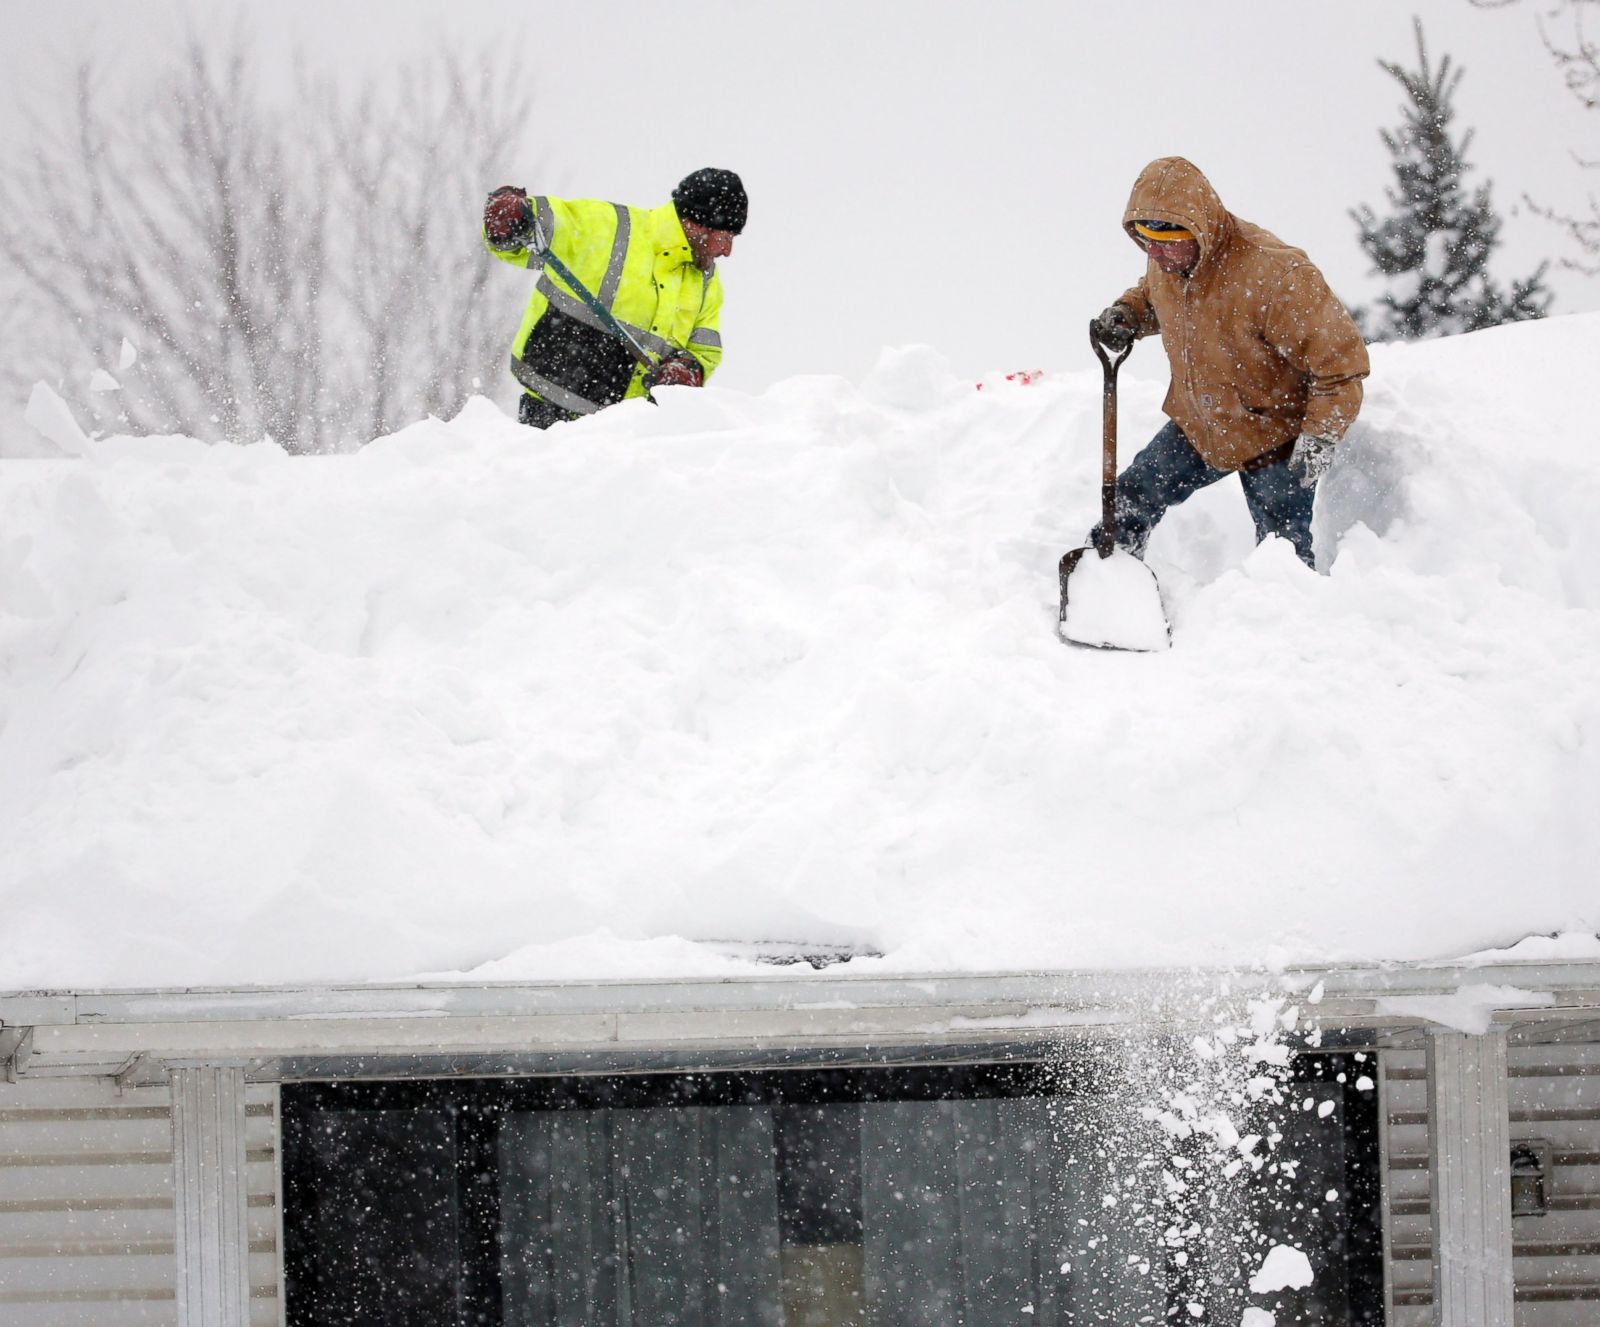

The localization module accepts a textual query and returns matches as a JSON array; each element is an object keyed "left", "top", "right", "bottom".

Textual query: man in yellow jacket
[
  {"left": 483, "top": 168, "right": 745, "bottom": 428},
  {"left": 1090, "top": 157, "right": 1369, "bottom": 567}
]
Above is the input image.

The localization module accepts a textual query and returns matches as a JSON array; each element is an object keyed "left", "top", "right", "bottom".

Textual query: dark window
[{"left": 282, "top": 1056, "right": 1380, "bottom": 1326}]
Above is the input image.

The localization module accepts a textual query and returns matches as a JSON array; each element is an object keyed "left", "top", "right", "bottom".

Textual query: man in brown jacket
[{"left": 1090, "top": 157, "right": 1370, "bottom": 567}]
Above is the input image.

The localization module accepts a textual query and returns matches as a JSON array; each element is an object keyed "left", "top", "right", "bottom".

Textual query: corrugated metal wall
[
  {"left": 1385, "top": 1041, "right": 1600, "bottom": 1327},
  {"left": 0, "top": 1077, "right": 282, "bottom": 1326}
]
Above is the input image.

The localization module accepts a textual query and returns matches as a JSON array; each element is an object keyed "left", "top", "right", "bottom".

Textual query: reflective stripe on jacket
[
  {"left": 485, "top": 196, "right": 725, "bottom": 415},
  {"left": 1115, "top": 158, "right": 1369, "bottom": 471}
]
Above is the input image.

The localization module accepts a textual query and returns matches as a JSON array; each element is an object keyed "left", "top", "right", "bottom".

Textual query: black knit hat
[{"left": 672, "top": 168, "right": 748, "bottom": 235}]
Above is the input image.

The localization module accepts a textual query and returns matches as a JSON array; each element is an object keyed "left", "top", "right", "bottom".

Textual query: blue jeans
[{"left": 1091, "top": 420, "right": 1316, "bottom": 567}]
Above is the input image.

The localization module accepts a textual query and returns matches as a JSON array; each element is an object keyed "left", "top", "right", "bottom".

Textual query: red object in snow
[{"left": 976, "top": 369, "right": 1045, "bottom": 390}]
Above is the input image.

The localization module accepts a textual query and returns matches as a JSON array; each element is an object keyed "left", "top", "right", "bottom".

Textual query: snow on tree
[
  {"left": 0, "top": 35, "right": 533, "bottom": 453},
  {"left": 1352, "top": 19, "right": 1553, "bottom": 341}
]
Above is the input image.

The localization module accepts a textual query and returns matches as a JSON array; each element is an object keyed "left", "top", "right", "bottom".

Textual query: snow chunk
[
  {"left": 1457, "top": 931, "right": 1600, "bottom": 965},
  {"left": 1241, "top": 1311, "right": 1276, "bottom": 1327},
  {"left": 860, "top": 344, "right": 960, "bottom": 410},
  {"left": 89, "top": 369, "right": 121, "bottom": 393},
  {"left": 24, "top": 381, "right": 90, "bottom": 456},
  {"left": 1375, "top": 984, "right": 1553, "bottom": 1035},
  {"left": 1249, "top": 1244, "right": 1313, "bottom": 1294},
  {"left": 1058, "top": 547, "right": 1169, "bottom": 651},
  {"left": 118, "top": 337, "right": 138, "bottom": 370}
]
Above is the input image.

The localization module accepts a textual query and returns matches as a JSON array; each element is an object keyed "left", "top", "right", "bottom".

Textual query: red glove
[
  {"left": 484, "top": 186, "right": 538, "bottom": 251},
  {"left": 648, "top": 353, "right": 704, "bottom": 388}
]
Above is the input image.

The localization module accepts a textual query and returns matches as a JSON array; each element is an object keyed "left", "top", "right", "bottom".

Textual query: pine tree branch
[{"left": 1354, "top": 18, "right": 1553, "bottom": 338}]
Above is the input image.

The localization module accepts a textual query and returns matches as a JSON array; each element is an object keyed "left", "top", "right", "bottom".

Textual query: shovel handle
[{"left": 1089, "top": 322, "right": 1132, "bottom": 556}]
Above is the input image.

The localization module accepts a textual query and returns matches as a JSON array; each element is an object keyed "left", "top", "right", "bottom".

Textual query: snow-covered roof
[{"left": 2, "top": 316, "right": 1597, "bottom": 992}]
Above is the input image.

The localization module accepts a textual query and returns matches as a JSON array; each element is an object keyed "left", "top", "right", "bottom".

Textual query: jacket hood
[{"left": 1122, "top": 157, "right": 1233, "bottom": 269}]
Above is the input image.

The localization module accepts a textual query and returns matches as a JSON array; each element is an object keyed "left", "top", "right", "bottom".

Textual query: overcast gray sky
[{"left": 5, "top": 0, "right": 1597, "bottom": 396}]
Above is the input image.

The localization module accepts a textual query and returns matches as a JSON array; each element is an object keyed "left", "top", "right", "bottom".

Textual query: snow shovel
[{"left": 1057, "top": 321, "right": 1170, "bottom": 651}]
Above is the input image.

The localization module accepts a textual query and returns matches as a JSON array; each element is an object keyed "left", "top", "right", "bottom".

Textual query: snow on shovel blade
[{"left": 1058, "top": 546, "right": 1170, "bottom": 652}]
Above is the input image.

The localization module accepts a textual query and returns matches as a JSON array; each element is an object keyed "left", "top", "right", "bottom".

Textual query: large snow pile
[{"left": 2, "top": 316, "right": 1597, "bottom": 990}]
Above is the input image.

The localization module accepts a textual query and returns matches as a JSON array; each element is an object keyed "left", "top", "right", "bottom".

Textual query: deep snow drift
[{"left": 2, "top": 316, "right": 1597, "bottom": 990}]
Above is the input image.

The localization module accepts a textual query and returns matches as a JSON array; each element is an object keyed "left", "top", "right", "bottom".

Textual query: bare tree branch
[
  {"left": 1468, "top": 0, "right": 1600, "bottom": 271},
  {"left": 0, "top": 30, "right": 535, "bottom": 451}
]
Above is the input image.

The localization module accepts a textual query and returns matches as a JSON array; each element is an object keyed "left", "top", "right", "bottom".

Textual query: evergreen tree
[{"left": 1352, "top": 19, "right": 1553, "bottom": 341}]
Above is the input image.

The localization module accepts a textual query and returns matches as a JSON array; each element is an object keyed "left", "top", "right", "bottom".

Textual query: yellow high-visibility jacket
[{"left": 485, "top": 195, "right": 725, "bottom": 416}]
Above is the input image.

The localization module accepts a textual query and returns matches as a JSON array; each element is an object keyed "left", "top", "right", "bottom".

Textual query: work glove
[
  {"left": 1091, "top": 302, "right": 1138, "bottom": 353},
  {"left": 1288, "top": 432, "right": 1337, "bottom": 488},
  {"left": 644, "top": 352, "right": 704, "bottom": 389},
  {"left": 484, "top": 186, "right": 543, "bottom": 253}
]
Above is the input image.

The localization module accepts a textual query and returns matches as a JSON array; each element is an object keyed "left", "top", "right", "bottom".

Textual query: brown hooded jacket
[{"left": 1115, "top": 158, "right": 1370, "bottom": 471}]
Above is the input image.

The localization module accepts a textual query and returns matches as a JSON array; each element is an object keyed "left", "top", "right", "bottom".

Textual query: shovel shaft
[
  {"left": 539, "top": 249, "right": 661, "bottom": 404},
  {"left": 1089, "top": 322, "right": 1133, "bottom": 556},
  {"left": 1101, "top": 372, "right": 1117, "bottom": 541}
]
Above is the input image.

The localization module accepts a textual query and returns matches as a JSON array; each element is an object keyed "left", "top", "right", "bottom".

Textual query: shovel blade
[{"left": 1058, "top": 546, "right": 1170, "bottom": 652}]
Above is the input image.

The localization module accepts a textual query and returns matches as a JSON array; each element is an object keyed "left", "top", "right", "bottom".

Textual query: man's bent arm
[{"left": 1263, "top": 264, "right": 1370, "bottom": 441}]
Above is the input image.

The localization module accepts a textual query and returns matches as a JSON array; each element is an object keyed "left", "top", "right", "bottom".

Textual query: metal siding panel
[
  {"left": 1429, "top": 1031, "right": 1514, "bottom": 1325},
  {"left": 254, "top": 1084, "right": 283, "bottom": 1327},
  {"left": 1393, "top": 1262, "right": 1433, "bottom": 1289},
  {"left": 0, "top": 1117, "right": 173, "bottom": 1152},
  {"left": 1510, "top": 1045, "right": 1600, "bottom": 1069},
  {"left": 1543, "top": 1161, "right": 1600, "bottom": 1186},
  {"left": 0, "top": 1076, "right": 280, "bottom": 1325},
  {"left": 1390, "top": 1170, "right": 1434, "bottom": 1201},
  {"left": 1509, "top": 1254, "right": 1600, "bottom": 1286},
  {"left": 1509, "top": 1047, "right": 1600, "bottom": 1317},
  {"left": 1380, "top": 1048, "right": 1397, "bottom": 1325},
  {"left": 1393, "top": 1211, "right": 1431, "bottom": 1248},
  {"left": 1512, "top": 1305, "right": 1600, "bottom": 1327},
  {"left": 0, "top": 1082, "right": 171, "bottom": 1109},
  {"left": 1382, "top": 1042, "right": 1600, "bottom": 1321},
  {"left": 0, "top": 1078, "right": 179, "bottom": 1322},
  {"left": 0, "top": 1163, "right": 175, "bottom": 1203},
  {"left": 0, "top": 1204, "right": 175, "bottom": 1243},
  {"left": 1502, "top": 1121, "right": 1600, "bottom": 1150},
  {"left": 171, "top": 1065, "right": 250, "bottom": 1327},
  {"left": 0, "top": 1305, "right": 176, "bottom": 1327},
  {"left": 1511, "top": 1078, "right": 1600, "bottom": 1112},
  {"left": 1390, "top": 1122, "right": 1430, "bottom": 1155},
  {"left": 0, "top": 1250, "right": 178, "bottom": 1291}
]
